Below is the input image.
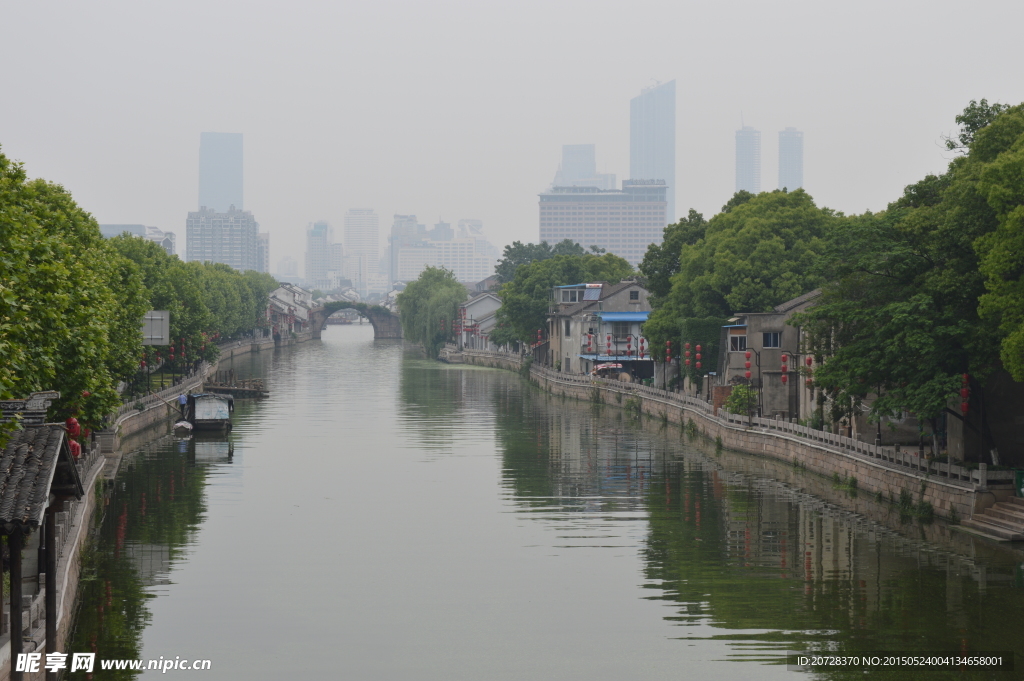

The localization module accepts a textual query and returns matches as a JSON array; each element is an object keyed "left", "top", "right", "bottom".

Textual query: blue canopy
[{"left": 597, "top": 311, "right": 650, "bottom": 322}]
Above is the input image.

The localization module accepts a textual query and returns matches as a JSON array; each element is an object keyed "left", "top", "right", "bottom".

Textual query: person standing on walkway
[{"left": 178, "top": 393, "right": 188, "bottom": 420}]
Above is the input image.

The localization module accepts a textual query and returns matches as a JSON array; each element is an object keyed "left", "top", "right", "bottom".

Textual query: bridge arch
[{"left": 310, "top": 301, "right": 403, "bottom": 340}]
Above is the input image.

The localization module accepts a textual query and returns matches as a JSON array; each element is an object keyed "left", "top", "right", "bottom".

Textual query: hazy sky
[{"left": 2, "top": 0, "right": 1022, "bottom": 271}]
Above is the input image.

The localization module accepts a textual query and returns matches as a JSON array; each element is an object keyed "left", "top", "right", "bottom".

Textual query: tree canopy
[
  {"left": 493, "top": 239, "right": 586, "bottom": 283},
  {"left": 396, "top": 266, "right": 467, "bottom": 357},
  {"left": 795, "top": 102, "right": 1024, "bottom": 426},
  {"left": 0, "top": 149, "right": 149, "bottom": 426},
  {"left": 490, "top": 253, "right": 633, "bottom": 346}
]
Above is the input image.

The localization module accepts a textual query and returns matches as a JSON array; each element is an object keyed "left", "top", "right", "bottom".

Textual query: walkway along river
[{"left": 68, "top": 325, "right": 1024, "bottom": 679}]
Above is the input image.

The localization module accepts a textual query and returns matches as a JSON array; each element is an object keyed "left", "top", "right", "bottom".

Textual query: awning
[{"left": 597, "top": 311, "right": 650, "bottom": 322}]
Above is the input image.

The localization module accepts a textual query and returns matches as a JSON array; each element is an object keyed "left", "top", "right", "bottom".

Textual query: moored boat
[{"left": 188, "top": 393, "right": 234, "bottom": 431}]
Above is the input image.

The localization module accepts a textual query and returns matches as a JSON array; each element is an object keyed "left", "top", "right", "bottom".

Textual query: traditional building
[{"left": 546, "top": 280, "right": 653, "bottom": 378}]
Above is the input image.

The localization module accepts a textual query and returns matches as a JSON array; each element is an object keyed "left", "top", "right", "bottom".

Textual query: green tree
[
  {"left": 944, "top": 98, "right": 1011, "bottom": 153},
  {"left": 0, "top": 149, "right": 149, "bottom": 427},
  {"left": 396, "top": 266, "right": 467, "bottom": 357},
  {"left": 641, "top": 189, "right": 833, "bottom": 361},
  {"left": 490, "top": 253, "right": 633, "bottom": 345},
  {"left": 639, "top": 209, "right": 707, "bottom": 306},
  {"left": 493, "top": 239, "right": 585, "bottom": 283},
  {"left": 794, "top": 103, "right": 1024, "bottom": 437}
]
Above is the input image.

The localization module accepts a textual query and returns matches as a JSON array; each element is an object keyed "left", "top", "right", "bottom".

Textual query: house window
[
  {"left": 564, "top": 319, "right": 571, "bottom": 337},
  {"left": 629, "top": 290, "right": 639, "bottom": 301},
  {"left": 730, "top": 335, "right": 747, "bottom": 351},
  {"left": 762, "top": 332, "right": 781, "bottom": 348},
  {"left": 560, "top": 289, "right": 581, "bottom": 303},
  {"left": 612, "top": 322, "right": 631, "bottom": 338}
]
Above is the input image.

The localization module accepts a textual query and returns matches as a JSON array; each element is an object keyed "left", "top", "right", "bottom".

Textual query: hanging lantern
[
  {"left": 685, "top": 342, "right": 691, "bottom": 350},
  {"left": 961, "top": 402, "right": 969, "bottom": 415},
  {"left": 745, "top": 350, "right": 751, "bottom": 360},
  {"left": 685, "top": 350, "right": 691, "bottom": 358},
  {"left": 745, "top": 370, "right": 752, "bottom": 379},
  {"left": 962, "top": 373, "right": 969, "bottom": 384},
  {"left": 587, "top": 333, "right": 593, "bottom": 352},
  {"left": 626, "top": 337, "right": 632, "bottom": 357},
  {"left": 696, "top": 361, "right": 701, "bottom": 369},
  {"left": 960, "top": 387, "right": 969, "bottom": 399},
  {"left": 685, "top": 359, "right": 691, "bottom": 366},
  {"left": 744, "top": 361, "right": 751, "bottom": 369},
  {"left": 696, "top": 344, "right": 702, "bottom": 353},
  {"left": 695, "top": 352, "right": 701, "bottom": 361},
  {"left": 805, "top": 378, "right": 813, "bottom": 388},
  {"left": 781, "top": 374, "right": 788, "bottom": 384}
]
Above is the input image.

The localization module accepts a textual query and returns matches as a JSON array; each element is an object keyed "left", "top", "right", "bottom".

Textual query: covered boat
[{"left": 188, "top": 393, "right": 234, "bottom": 431}]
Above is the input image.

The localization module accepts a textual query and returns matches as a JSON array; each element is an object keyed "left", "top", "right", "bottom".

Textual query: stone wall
[{"left": 459, "top": 350, "right": 991, "bottom": 522}]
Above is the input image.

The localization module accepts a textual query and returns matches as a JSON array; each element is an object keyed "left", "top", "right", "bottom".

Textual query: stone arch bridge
[{"left": 310, "top": 301, "right": 403, "bottom": 340}]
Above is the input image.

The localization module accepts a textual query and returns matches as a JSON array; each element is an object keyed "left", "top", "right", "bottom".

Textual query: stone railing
[
  {"left": 463, "top": 349, "right": 1007, "bottom": 491},
  {"left": 111, "top": 362, "right": 212, "bottom": 421}
]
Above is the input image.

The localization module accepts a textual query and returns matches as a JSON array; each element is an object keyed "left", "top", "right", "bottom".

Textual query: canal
[{"left": 69, "top": 325, "right": 1024, "bottom": 679}]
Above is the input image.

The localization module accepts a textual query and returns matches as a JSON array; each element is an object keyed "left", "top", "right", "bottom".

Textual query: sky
[{"left": 2, "top": 0, "right": 1023, "bottom": 273}]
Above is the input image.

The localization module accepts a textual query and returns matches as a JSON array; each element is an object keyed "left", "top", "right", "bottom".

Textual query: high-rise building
[
  {"left": 630, "top": 80, "right": 676, "bottom": 223},
  {"left": 198, "top": 132, "right": 243, "bottom": 212},
  {"left": 305, "top": 221, "right": 332, "bottom": 287},
  {"left": 343, "top": 210, "right": 379, "bottom": 282},
  {"left": 389, "top": 214, "right": 424, "bottom": 284},
  {"left": 735, "top": 126, "right": 761, "bottom": 194},
  {"left": 389, "top": 218, "right": 499, "bottom": 283},
  {"left": 538, "top": 180, "right": 667, "bottom": 267},
  {"left": 778, "top": 127, "right": 804, "bottom": 191},
  {"left": 256, "top": 233, "right": 270, "bottom": 273},
  {"left": 552, "top": 145, "right": 616, "bottom": 190},
  {"left": 185, "top": 207, "right": 260, "bottom": 270},
  {"left": 277, "top": 256, "right": 298, "bottom": 278},
  {"left": 99, "top": 224, "right": 177, "bottom": 256}
]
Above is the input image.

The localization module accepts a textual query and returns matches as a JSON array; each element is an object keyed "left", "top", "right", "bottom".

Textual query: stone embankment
[{"left": 450, "top": 348, "right": 1016, "bottom": 531}]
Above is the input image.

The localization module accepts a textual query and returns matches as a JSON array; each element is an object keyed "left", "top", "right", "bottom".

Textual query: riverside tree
[
  {"left": 641, "top": 189, "right": 834, "bottom": 359},
  {"left": 795, "top": 102, "right": 1024, "bottom": 454},
  {"left": 397, "top": 266, "right": 467, "bottom": 357},
  {"left": 490, "top": 252, "right": 633, "bottom": 346},
  {"left": 0, "top": 149, "right": 149, "bottom": 428}
]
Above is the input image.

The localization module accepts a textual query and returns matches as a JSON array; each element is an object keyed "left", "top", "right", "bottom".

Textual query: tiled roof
[
  {"left": 773, "top": 289, "right": 821, "bottom": 314},
  {"left": 0, "top": 426, "right": 83, "bottom": 529}
]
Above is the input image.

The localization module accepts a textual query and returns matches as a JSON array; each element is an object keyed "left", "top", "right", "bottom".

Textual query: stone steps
[{"left": 959, "top": 501, "right": 1024, "bottom": 541}]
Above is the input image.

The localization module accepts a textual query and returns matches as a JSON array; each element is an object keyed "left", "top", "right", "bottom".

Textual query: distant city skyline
[
  {"left": 735, "top": 126, "right": 762, "bottom": 194},
  {"left": 630, "top": 80, "right": 676, "bottom": 223},
  {"left": 186, "top": 206, "right": 261, "bottom": 271}
]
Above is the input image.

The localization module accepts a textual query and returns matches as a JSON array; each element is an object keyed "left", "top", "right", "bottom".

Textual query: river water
[{"left": 69, "top": 325, "right": 1024, "bottom": 679}]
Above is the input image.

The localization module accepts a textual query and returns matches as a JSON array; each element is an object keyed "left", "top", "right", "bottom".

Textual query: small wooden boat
[{"left": 188, "top": 393, "right": 234, "bottom": 432}]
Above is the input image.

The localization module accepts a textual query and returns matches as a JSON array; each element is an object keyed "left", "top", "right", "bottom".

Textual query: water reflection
[{"left": 68, "top": 330, "right": 1023, "bottom": 680}]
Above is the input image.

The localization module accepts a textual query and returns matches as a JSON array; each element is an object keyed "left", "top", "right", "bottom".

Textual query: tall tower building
[
  {"left": 552, "top": 145, "right": 616, "bottom": 190},
  {"left": 198, "top": 132, "right": 243, "bottom": 211},
  {"left": 735, "top": 126, "right": 761, "bottom": 194},
  {"left": 343, "top": 209, "right": 379, "bottom": 282},
  {"left": 256, "top": 232, "right": 270, "bottom": 273},
  {"left": 778, "top": 127, "right": 804, "bottom": 190},
  {"left": 630, "top": 80, "right": 676, "bottom": 223},
  {"left": 305, "top": 221, "right": 332, "bottom": 286}
]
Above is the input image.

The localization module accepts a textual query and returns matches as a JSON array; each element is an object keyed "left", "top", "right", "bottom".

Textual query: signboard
[{"left": 142, "top": 310, "right": 170, "bottom": 345}]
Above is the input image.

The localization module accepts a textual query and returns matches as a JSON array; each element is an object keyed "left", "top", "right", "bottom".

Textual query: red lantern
[
  {"left": 781, "top": 374, "right": 788, "bottom": 384},
  {"left": 696, "top": 344, "right": 701, "bottom": 353},
  {"left": 685, "top": 359, "right": 691, "bottom": 366},
  {"left": 65, "top": 417, "right": 81, "bottom": 439},
  {"left": 685, "top": 342, "right": 691, "bottom": 350},
  {"left": 805, "top": 378, "right": 813, "bottom": 388},
  {"left": 626, "top": 338, "right": 632, "bottom": 357},
  {"left": 961, "top": 402, "right": 969, "bottom": 415},
  {"left": 685, "top": 350, "right": 691, "bottom": 358},
  {"left": 744, "top": 361, "right": 751, "bottom": 369},
  {"left": 745, "top": 370, "right": 752, "bottom": 379},
  {"left": 745, "top": 350, "right": 751, "bottom": 360},
  {"left": 140, "top": 360, "right": 147, "bottom": 368},
  {"left": 606, "top": 334, "right": 612, "bottom": 354},
  {"left": 696, "top": 361, "right": 702, "bottom": 369},
  {"left": 962, "top": 373, "right": 969, "bottom": 384},
  {"left": 960, "top": 388, "right": 969, "bottom": 399},
  {"left": 695, "top": 352, "right": 701, "bottom": 361},
  {"left": 806, "top": 357, "right": 813, "bottom": 367},
  {"left": 69, "top": 440, "right": 81, "bottom": 460}
]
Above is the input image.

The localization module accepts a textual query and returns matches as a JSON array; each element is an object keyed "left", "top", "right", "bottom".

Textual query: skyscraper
[
  {"left": 778, "top": 127, "right": 804, "bottom": 190},
  {"left": 198, "top": 132, "right": 243, "bottom": 212},
  {"left": 630, "top": 80, "right": 676, "bottom": 222},
  {"left": 256, "top": 232, "right": 270, "bottom": 273},
  {"left": 343, "top": 209, "right": 380, "bottom": 274},
  {"left": 551, "top": 145, "right": 616, "bottom": 190},
  {"left": 185, "top": 207, "right": 260, "bottom": 270},
  {"left": 305, "top": 221, "right": 331, "bottom": 286},
  {"left": 735, "top": 126, "right": 761, "bottom": 194}
]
